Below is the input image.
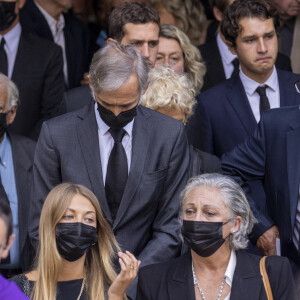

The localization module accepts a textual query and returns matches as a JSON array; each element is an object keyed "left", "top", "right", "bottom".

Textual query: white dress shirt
[
  {"left": 94, "top": 102, "right": 134, "bottom": 184},
  {"left": 34, "top": 1, "right": 68, "bottom": 85},
  {"left": 216, "top": 33, "right": 238, "bottom": 79},
  {"left": 0, "top": 23, "right": 21, "bottom": 78},
  {"left": 224, "top": 250, "right": 237, "bottom": 300},
  {"left": 239, "top": 67, "right": 280, "bottom": 123}
]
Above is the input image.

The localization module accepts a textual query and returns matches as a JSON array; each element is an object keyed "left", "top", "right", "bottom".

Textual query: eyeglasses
[{"left": 295, "top": 79, "right": 300, "bottom": 94}]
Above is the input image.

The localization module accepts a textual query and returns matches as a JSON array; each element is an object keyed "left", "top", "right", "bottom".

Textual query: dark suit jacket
[
  {"left": 58, "top": 85, "right": 93, "bottom": 115},
  {"left": 20, "top": 0, "right": 89, "bottom": 89},
  {"left": 199, "top": 37, "right": 292, "bottom": 92},
  {"left": 30, "top": 103, "right": 190, "bottom": 298},
  {"left": 0, "top": 132, "right": 36, "bottom": 271},
  {"left": 188, "top": 70, "right": 300, "bottom": 156},
  {"left": 222, "top": 106, "right": 300, "bottom": 259},
  {"left": 8, "top": 31, "right": 65, "bottom": 140},
  {"left": 189, "top": 145, "right": 221, "bottom": 177},
  {"left": 136, "top": 250, "right": 296, "bottom": 300}
]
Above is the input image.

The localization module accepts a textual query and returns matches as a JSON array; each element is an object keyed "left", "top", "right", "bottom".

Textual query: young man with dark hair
[
  {"left": 199, "top": 0, "right": 291, "bottom": 91},
  {"left": 0, "top": 200, "right": 27, "bottom": 299}
]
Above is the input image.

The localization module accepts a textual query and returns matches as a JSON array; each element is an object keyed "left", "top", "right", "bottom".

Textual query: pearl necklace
[{"left": 192, "top": 263, "right": 226, "bottom": 300}]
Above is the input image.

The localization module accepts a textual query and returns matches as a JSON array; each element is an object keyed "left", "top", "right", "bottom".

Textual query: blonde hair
[
  {"left": 32, "top": 183, "right": 119, "bottom": 300},
  {"left": 151, "top": 0, "right": 207, "bottom": 46},
  {"left": 159, "top": 24, "right": 206, "bottom": 94},
  {"left": 142, "top": 66, "right": 196, "bottom": 123}
]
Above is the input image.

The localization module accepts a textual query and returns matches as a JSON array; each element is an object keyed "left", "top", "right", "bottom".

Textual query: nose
[
  {"left": 110, "top": 107, "right": 122, "bottom": 116},
  {"left": 257, "top": 38, "right": 267, "bottom": 53},
  {"left": 140, "top": 44, "right": 150, "bottom": 58}
]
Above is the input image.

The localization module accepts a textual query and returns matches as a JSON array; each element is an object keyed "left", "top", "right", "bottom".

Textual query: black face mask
[
  {"left": 0, "top": 2, "right": 17, "bottom": 32},
  {"left": 97, "top": 102, "right": 137, "bottom": 130},
  {"left": 56, "top": 222, "right": 98, "bottom": 262},
  {"left": 0, "top": 113, "right": 7, "bottom": 138},
  {"left": 182, "top": 219, "right": 232, "bottom": 257}
]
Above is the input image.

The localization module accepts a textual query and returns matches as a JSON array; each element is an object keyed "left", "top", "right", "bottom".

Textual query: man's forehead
[
  {"left": 122, "top": 22, "right": 159, "bottom": 40},
  {"left": 237, "top": 17, "right": 275, "bottom": 36}
]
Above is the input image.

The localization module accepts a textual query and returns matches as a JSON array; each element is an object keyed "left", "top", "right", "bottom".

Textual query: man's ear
[
  {"left": 213, "top": 6, "right": 223, "bottom": 22},
  {"left": 226, "top": 41, "right": 237, "bottom": 55},
  {"left": 6, "top": 105, "right": 18, "bottom": 125},
  {"left": 106, "top": 38, "right": 118, "bottom": 45},
  {"left": 1, "top": 233, "right": 15, "bottom": 260}
]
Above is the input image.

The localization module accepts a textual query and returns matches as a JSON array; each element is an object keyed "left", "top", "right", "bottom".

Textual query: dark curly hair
[
  {"left": 108, "top": 2, "right": 160, "bottom": 42},
  {"left": 220, "top": 0, "right": 279, "bottom": 48}
]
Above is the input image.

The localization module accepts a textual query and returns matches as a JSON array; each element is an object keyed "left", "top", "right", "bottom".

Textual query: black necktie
[
  {"left": 0, "top": 38, "right": 8, "bottom": 76},
  {"left": 105, "top": 128, "right": 128, "bottom": 221},
  {"left": 256, "top": 86, "right": 270, "bottom": 116},
  {"left": 231, "top": 58, "right": 239, "bottom": 78}
]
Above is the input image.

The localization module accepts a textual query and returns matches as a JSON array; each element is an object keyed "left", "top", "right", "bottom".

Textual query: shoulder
[
  {"left": 277, "top": 69, "right": 300, "bottom": 82},
  {"left": 191, "top": 146, "right": 221, "bottom": 173}
]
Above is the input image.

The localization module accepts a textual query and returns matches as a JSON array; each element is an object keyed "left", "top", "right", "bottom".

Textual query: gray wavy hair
[
  {"left": 89, "top": 42, "right": 149, "bottom": 98},
  {"left": 180, "top": 173, "right": 257, "bottom": 250},
  {"left": 159, "top": 25, "right": 206, "bottom": 94},
  {"left": 0, "top": 74, "right": 19, "bottom": 110}
]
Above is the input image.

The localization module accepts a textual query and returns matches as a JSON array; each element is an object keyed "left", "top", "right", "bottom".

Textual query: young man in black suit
[
  {"left": 0, "top": 74, "right": 36, "bottom": 275},
  {"left": 200, "top": 0, "right": 291, "bottom": 91},
  {"left": 0, "top": 0, "right": 65, "bottom": 140}
]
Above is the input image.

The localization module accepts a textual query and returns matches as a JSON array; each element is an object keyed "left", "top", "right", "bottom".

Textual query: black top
[{"left": 10, "top": 275, "right": 87, "bottom": 299}]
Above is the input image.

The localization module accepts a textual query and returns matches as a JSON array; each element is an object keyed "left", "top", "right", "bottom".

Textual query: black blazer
[
  {"left": 9, "top": 31, "right": 65, "bottom": 140},
  {"left": 30, "top": 104, "right": 190, "bottom": 298},
  {"left": 189, "top": 145, "right": 221, "bottom": 177},
  {"left": 0, "top": 132, "right": 36, "bottom": 271},
  {"left": 20, "top": 0, "right": 90, "bottom": 89},
  {"left": 222, "top": 106, "right": 300, "bottom": 258},
  {"left": 199, "top": 37, "right": 292, "bottom": 92},
  {"left": 137, "top": 250, "right": 297, "bottom": 300}
]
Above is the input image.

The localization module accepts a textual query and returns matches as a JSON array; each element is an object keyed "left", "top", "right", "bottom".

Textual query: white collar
[
  {"left": 216, "top": 32, "right": 237, "bottom": 66},
  {"left": 240, "top": 66, "right": 278, "bottom": 97},
  {"left": 0, "top": 23, "right": 21, "bottom": 53}
]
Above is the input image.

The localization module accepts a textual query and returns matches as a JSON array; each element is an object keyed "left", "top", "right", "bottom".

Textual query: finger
[
  {"left": 125, "top": 251, "right": 139, "bottom": 269},
  {"left": 119, "top": 257, "right": 127, "bottom": 271},
  {"left": 119, "top": 253, "right": 134, "bottom": 270}
]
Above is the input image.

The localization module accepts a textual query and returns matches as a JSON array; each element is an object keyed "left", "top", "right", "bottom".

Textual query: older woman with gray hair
[
  {"left": 142, "top": 66, "right": 220, "bottom": 177},
  {"left": 137, "top": 174, "right": 297, "bottom": 300}
]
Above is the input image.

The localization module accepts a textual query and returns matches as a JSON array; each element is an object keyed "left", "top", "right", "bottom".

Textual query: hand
[
  {"left": 80, "top": 72, "right": 89, "bottom": 85},
  {"left": 108, "top": 251, "right": 141, "bottom": 300},
  {"left": 256, "top": 225, "right": 279, "bottom": 256}
]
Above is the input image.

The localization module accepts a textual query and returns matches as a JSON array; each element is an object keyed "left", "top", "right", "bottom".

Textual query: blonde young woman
[{"left": 10, "top": 183, "right": 140, "bottom": 300}]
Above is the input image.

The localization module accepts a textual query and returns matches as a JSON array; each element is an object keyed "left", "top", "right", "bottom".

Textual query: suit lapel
[
  {"left": 227, "top": 77, "right": 257, "bottom": 135},
  {"left": 230, "top": 251, "right": 263, "bottom": 300},
  {"left": 278, "top": 70, "right": 299, "bottom": 107},
  {"left": 113, "top": 107, "right": 151, "bottom": 229},
  {"left": 208, "top": 39, "right": 226, "bottom": 85},
  {"left": 76, "top": 104, "right": 112, "bottom": 224},
  {"left": 286, "top": 114, "right": 300, "bottom": 229},
  {"left": 168, "top": 252, "right": 195, "bottom": 300}
]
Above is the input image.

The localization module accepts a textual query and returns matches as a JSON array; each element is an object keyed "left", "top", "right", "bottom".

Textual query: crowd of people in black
[{"left": 0, "top": 0, "right": 300, "bottom": 299}]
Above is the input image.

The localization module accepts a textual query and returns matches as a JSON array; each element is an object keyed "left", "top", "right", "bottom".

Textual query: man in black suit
[
  {"left": 222, "top": 103, "right": 300, "bottom": 271},
  {"left": 30, "top": 43, "right": 189, "bottom": 299},
  {"left": 0, "top": 0, "right": 65, "bottom": 140},
  {"left": 58, "top": 2, "right": 160, "bottom": 115},
  {"left": 200, "top": 0, "right": 292, "bottom": 92},
  {"left": 20, "top": 0, "right": 90, "bottom": 89},
  {"left": 0, "top": 74, "right": 36, "bottom": 275}
]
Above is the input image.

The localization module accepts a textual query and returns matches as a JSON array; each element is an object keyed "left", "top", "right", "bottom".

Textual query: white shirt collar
[
  {"left": 34, "top": 1, "right": 65, "bottom": 36},
  {"left": 224, "top": 250, "right": 237, "bottom": 288},
  {"left": 240, "top": 66, "right": 278, "bottom": 97},
  {"left": 94, "top": 102, "right": 134, "bottom": 137},
  {"left": 1, "top": 22, "right": 21, "bottom": 53},
  {"left": 216, "top": 32, "right": 237, "bottom": 66}
]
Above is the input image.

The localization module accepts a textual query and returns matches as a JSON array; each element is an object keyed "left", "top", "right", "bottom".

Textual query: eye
[
  {"left": 62, "top": 214, "right": 73, "bottom": 220},
  {"left": 185, "top": 209, "right": 195, "bottom": 215},
  {"left": 149, "top": 41, "right": 159, "bottom": 48},
  {"left": 131, "top": 41, "right": 143, "bottom": 47},
  {"left": 265, "top": 33, "right": 274, "bottom": 40},
  {"left": 84, "top": 217, "right": 96, "bottom": 224},
  {"left": 245, "top": 39, "right": 254, "bottom": 44},
  {"left": 204, "top": 210, "right": 216, "bottom": 217}
]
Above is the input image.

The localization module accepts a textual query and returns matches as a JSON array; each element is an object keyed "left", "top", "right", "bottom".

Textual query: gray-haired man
[
  {"left": 30, "top": 43, "right": 190, "bottom": 299},
  {"left": 0, "top": 74, "right": 36, "bottom": 275}
]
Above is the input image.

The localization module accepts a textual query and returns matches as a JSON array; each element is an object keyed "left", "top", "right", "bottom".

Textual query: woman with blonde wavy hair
[
  {"left": 10, "top": 183, "right": 139, "bottom": 300},
  {"left": 155, "top": 24, "right": 206, "bottom": 95}
]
